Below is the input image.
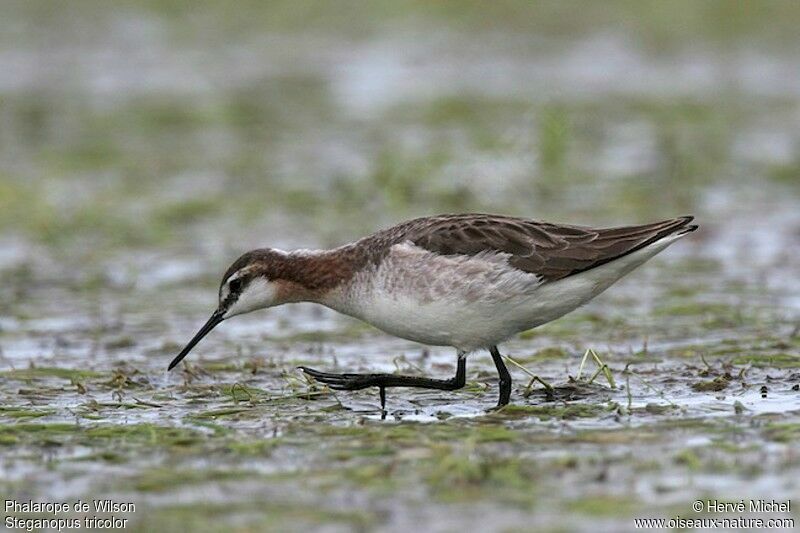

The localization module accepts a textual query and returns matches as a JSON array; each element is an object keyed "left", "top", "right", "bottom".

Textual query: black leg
[
  {"left": 300, "top": 354, "right": 467, "bottom": 410},
  {"left": 489, "top": 346, "right": 511, "bottom": 407}
]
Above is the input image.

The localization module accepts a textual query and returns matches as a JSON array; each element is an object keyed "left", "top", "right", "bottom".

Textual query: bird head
[{"left": 167, "top": 248, "right": 294, "bottom": 370}]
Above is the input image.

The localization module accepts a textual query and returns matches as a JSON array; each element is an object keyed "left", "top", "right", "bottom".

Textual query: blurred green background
[{"left": 1, "top": 0, "right": 798, "bottom": 264}]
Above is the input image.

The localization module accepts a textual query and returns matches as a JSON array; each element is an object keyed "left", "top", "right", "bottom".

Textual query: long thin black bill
[{"left": 168, "top": 310, "right": 224, "bottom": 371}]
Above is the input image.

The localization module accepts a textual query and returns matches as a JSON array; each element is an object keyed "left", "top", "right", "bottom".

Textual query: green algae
[
  {"left": 0, "top": 367, "right": 106, "bottom": 381},
  {"left": 83, "top": 424, "right": 202, "bottom": 447},
  {"left": 223, "top": 439, "right": 280, "bottom": 457},
  {"left": 0, "top": 422, "right": 203, "bottom": 449},
  {"left": 0, "top": 422, "right": 79, "bottom": 435},
  {"left": 495, "top": 403, "right": 611, "bottom": 420},
  {"left": 762, "top": 423, "right": 800, "bottom": 443},
  {"left": 571, "top": 496, "right": 640, "bottom": 517},
  {"left": 0, "top": 434, "right": 19, "bottom": 445},
  {"left": 186, "top": 407, "right": 255, "bottom": 419},
  {"left": 0, "top": 407, "right": 56, "bottom": 419},
  {"left": 129, "top": 501, "right": 378, "bottom": 533},
  {"left": 0, "top": 422, "right": 78, "bottom": 447},
  {"left": 304, "top": 420, "right": 518, "bottom": 448},
  {"left": 423, "top": 448, "right": 539, "bottom": 504},
  {"left": 673, "top": 448, "right": 703, "bottom": 470},
  {"left": 130, "top": 467, "right": 255, "bottom": 492}
]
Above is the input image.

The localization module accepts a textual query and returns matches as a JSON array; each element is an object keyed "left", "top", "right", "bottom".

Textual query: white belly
[
  {"left": 322, "top": 236, "right": 682, "bottom": 352},
  {"left": 352, "top": 288, "right": 526, "bottom": 350}
]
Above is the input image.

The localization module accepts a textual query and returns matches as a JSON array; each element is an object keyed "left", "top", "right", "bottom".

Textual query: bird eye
[{"left": 229, "top": 278, "right": 242, "bottom": 293}]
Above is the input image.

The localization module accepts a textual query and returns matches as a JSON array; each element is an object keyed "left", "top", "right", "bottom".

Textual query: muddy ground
[{"left": 1, "top": 2, "right": 799, "bottom": 531}]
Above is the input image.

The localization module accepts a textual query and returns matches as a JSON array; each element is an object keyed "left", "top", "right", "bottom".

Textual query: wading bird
[{"left": 169, "top": 214, "right": 697, "bottom": 409}]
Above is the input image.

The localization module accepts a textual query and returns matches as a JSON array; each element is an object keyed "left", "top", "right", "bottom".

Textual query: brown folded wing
[{"left": 392, "top": 213, "right": 696, "bottom": 282}]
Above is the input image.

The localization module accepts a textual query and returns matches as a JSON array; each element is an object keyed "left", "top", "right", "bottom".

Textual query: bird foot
[
  {"left": 299, "top": 366, "right": 391, "bottom": 410},
  {"left": 299, "top": 364, "right": 467, "bottom": 412},
  {"left": 299, "top": 367, "right": 393, "bottom": 391}
]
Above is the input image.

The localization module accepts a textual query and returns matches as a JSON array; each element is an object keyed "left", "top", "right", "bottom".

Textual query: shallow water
[{"left": 1, "top": 2, "right": 799, "bottom": 532}]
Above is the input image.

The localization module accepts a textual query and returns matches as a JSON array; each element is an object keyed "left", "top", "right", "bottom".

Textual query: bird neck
[{"left": 271, "top": 247, "right": 365, "bottom": 303}]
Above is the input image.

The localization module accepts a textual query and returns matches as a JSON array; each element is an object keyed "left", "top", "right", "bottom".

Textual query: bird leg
[
  {"left": 489, "top": 346, "right": 512, "bottom": 407},
  {"left": 300, "top": 355, "right": 466, "bottom": 411}
]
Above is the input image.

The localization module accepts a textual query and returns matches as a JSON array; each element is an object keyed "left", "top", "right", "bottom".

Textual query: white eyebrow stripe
[{"left": 220, "top": 269, "right": 251, "bottom": 303}]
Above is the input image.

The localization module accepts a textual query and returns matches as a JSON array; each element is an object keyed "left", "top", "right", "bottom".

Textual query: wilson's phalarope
[{"left": 169, "top": 213, "right": 697, "bottom": 408}]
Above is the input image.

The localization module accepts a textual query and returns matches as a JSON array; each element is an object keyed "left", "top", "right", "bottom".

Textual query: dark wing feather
[{"left": 390, "top": 213, "right": 696, "bottom": 282}]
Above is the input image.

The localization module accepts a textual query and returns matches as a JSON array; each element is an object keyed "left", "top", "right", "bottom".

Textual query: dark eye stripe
[{"left": 229, "top": 278, "right": 243, "bottom": 293}]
